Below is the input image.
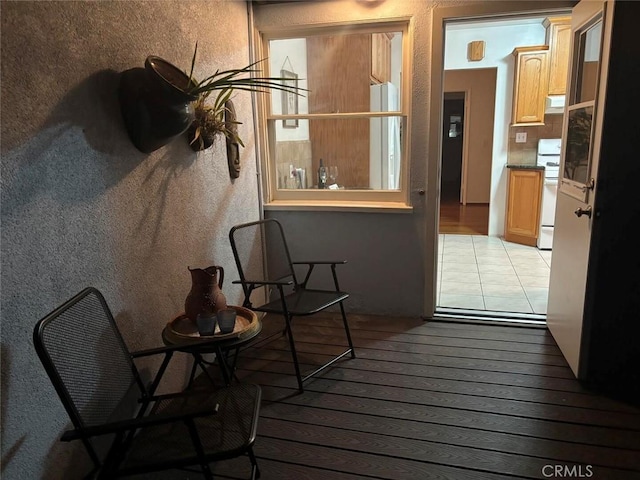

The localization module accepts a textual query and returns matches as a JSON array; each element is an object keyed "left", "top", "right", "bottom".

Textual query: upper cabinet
[
  {"left": 371, "top": 33, "right": 393, "bottom": 84},
  {"left": 544, "top": 16, "right": 572, "bottom": 95},
  {"left": 511, "top": 46, "right": 549, "bottom": 125}
]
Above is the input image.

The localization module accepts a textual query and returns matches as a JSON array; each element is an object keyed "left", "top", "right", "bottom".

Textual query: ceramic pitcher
[{"left": 184, "top": 266, "right": 228, "bottom": 323}]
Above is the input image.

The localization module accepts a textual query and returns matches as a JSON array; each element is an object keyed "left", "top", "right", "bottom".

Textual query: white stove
[{"left": 536, "top": 138, "right": 561, "bottom": 250}]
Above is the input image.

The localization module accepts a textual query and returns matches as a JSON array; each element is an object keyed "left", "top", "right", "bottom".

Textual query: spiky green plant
[
  {"left": 186, "top": 42, "right": 305, "bottom": 150},
  {"left": 189, "top": 88, "right": 244, "bottom": 150},
  {"left": 186, "top": 42, "right": 305, "bottom": 98}
]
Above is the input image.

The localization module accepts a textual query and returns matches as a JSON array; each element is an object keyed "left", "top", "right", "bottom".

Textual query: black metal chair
[
  {"left": 229, "top": 218, "right": 356, "bottom": 392},
  {"left": 33, "top": 287, "right": 261, "bottom": 479}
]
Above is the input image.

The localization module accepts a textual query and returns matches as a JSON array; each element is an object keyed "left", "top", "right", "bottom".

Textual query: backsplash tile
[{"left": 508, "top": 114, "right": 563, "bottom": 165}]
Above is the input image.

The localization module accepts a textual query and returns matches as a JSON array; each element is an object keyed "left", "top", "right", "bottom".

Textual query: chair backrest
[
  {"left": 229, "top": 218, "right": 299, "bottom": 302},
  {"left": 33, "top": 287, "right": 143, "bottom": 432}
]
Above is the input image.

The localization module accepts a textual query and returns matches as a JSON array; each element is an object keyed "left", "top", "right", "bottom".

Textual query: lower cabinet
[{"left": 505, "top": 168, "right": 543, "bottom": 246}]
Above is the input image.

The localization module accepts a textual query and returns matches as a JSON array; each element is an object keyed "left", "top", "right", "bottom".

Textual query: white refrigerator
[{"left": 370, "top": 82, "right": 401, "bottom": 190}]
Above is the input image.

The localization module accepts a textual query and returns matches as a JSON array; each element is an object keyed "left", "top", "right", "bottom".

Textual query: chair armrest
[
  {"left": 292, "top": 261, "right": 347, "bottom": 290},
  {"left": 231, "top": 279, "right": 293, "bottom": 286},
  {"left": 140, "top": 389, "right": 211, "bottom": 404},
  {"left": 61, "top": 398, "right": 219, "bottom": 441},
  {"left": 131, "top": 344, "right": 183, "bottom": 358},
  {"left": 292, "top": 260, "right": 347, "bottom": 265}
]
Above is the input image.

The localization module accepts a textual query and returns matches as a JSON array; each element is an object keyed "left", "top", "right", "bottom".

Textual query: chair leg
[
  {"left": 226, "top": 346, "right": 242, "bottom": 382},
  {"left": 187, "top": 356, "right": 200, "bottom": 388},
  {"left": 248, "top": 446, "right": 261, "bottom": 479},
  {"left": 282, "top": 313, "right": 304, "bottom": 392},
  {"left": 185, "top": 419, "right": 214, "bottom": 480},
  {"left": 202, "top": 466, "right": 214, "bottom": 480},
  {"left": 339, "top": 302, "right": 356, "bottom": 358},
  {"left": 191, "top": 353, "right": 218, "bottom": 388},
  {"left": 281, "top": 306, "right": 354, "bottom": 393}
]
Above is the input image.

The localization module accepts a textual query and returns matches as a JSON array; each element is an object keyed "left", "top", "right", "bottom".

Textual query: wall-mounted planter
[
  {"left": 118, "top": 56, "right": 197, "bottom": 154},
  {"left": 186, "top": 124, "right": 216, "bottom": 151}
]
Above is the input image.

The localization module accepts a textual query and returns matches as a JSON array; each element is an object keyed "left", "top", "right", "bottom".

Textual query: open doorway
[
  {"left": 438, "top": 69, "right": 496, "bottom": 236},
  {"left": 435, "top": 16, "right": 556, "bottom": 322},
  {"left": 441, "top": 92, "right": 465, "bottom": 204},
  {"left": 439, "top": 91, "right": 490, "bottom": 235}
]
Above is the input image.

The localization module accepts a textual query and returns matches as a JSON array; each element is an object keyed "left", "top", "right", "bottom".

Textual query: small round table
[{"left": 162, "top": 305, "right": 262, "bottom": 386}]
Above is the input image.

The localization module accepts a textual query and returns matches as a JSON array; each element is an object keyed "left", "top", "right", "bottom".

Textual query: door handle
[
  {"left": 580, "top": 178, "right": 595, "bottom": 192},
  {"left": 574, "top": 206, "right": 592, "bottom": 218}
]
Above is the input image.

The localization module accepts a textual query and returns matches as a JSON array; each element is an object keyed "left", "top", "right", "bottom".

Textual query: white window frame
[{"left": 255, "top": 20, "right": 413, "bottom": 212}]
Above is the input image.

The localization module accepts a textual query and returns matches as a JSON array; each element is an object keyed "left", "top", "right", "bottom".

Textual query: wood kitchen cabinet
[
  {"left": 371, "top": 33, "right": 392, "bottom": 84},
  {"left": 504, "top": 167, "right": 543, "bottom": 246},
  {"left": 511, "top": 46, "right": 549, "bottom": 126},
  {"left": 544, "top": 16, "right": 572, "bottom": 95}
]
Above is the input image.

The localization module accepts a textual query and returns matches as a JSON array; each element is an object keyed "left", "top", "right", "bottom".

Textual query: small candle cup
[
  {"left": 196, "top": 312, "right": 216, "bottom": 336},
  {"left": 217, "top": 309, "right": 237, "bottom": 334}
]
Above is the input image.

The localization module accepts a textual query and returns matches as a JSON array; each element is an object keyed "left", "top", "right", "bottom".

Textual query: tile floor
[{"left": 437, "top": 234, "right": 552, "bottom": 315}]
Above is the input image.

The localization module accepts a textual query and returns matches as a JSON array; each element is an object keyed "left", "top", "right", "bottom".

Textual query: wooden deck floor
[{"left": 207, "top": 313, "right": 640, "bottom": 480}]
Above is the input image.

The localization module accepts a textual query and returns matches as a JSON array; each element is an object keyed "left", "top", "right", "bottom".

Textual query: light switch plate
[{"left": 515, "top": 132, "right": 527, "bottom": 143}]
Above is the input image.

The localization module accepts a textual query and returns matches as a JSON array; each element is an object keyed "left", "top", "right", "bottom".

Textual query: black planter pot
[
  {"left": 186, "top": 124, "right": 217, "bottom": 151},
  {"left": 119, "top": 56, "right": 197, "bottom": 154}
]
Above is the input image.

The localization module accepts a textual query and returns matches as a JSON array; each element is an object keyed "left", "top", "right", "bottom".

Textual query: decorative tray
[{"left": 164, "top": 305, "right": 259, "bottom": 344}]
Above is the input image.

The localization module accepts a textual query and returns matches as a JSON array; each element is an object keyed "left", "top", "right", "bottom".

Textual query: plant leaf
[{"left": 188, "top": 42, "right": 198, "bottom": 87}]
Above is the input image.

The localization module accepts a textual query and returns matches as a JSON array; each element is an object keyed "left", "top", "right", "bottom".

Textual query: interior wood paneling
[{"left": 306, "top": 34, "right": 371, "bottom": 189}]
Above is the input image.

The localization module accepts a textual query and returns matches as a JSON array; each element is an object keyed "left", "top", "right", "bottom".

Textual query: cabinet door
[
  {"left": 511, "top": 46, "right": 549, "bottom": 125},
  {"left": 545, "top": 16, "right": 572, "bottom": 95},
  {"left": 371, "top": 33, "right": 391, "bottom": 84},
  {"left": 505, "top": 169, "right": 543, "bottom": 246}
]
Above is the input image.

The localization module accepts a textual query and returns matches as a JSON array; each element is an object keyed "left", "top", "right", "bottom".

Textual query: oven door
[
  {"left": 538, "top": 176, "right": 558, "bottom": 250},
  {"left": 540, "top": 177, "right": 558, "bottom": 226}
]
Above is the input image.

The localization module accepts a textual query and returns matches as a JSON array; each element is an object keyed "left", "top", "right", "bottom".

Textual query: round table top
[{"left": 162, "top": 305, "right": 262, "bottom": 350}]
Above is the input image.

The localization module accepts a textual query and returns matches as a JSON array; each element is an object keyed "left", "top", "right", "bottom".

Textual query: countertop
[{"left": 506, "top": 164, "right": 545, "bottom": 170}]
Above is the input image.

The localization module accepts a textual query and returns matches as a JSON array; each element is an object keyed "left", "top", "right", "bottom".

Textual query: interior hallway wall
[
  {"left": 0, "top": 2, "right": 262, "bottom": 478},
  {"left": 444, "top": 68, "right": 497, "bottom": 204}
]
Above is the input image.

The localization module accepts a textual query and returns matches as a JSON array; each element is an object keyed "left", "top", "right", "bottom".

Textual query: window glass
[
  {"left": 270, "top": 116, "right": 403, "bottom": 191},
  {"left": 563, "top": 106, "right": 593, "bottom": 185},
  {"left": 561, "top": 14, "right": 602, "bottom": 201},
  {"left": 263, "top": 24, "right": 408, "bottom": 202},
  {"left": 573, "top": 19, "right": 602, "bottom": 104},
  {"left": 268, "top": 32, "right": 402, "bottom": 115}
]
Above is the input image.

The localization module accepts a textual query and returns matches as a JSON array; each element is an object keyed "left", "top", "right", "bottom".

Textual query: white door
[{"left": 546, "top": 0, "right": 612, "bottom": 376}]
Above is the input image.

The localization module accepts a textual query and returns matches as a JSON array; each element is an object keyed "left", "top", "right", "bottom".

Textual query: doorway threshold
[{"left": 428, "top": 307, "right": 546, "bottom": 328}]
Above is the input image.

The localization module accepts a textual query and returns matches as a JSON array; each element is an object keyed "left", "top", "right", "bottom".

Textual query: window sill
[{"left": 263, "top": 200, "right": 414, "bottom": 213}]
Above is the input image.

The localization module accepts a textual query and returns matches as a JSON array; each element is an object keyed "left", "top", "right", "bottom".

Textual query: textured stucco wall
[{"left": 1, "top": 1, "right": 262, "bottom": 478}]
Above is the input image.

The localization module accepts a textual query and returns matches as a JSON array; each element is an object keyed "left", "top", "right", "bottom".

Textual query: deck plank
[{"left": 193, "top": 314, "right": 640, "bottom": 479}]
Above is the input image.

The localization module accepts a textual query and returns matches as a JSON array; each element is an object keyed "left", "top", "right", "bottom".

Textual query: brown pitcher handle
[{"left": 216, "top": 266, "right": 224, "bottom": 288}]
